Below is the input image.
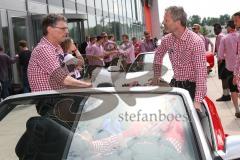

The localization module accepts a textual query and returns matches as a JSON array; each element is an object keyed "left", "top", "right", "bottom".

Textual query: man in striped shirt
[
  {"left": 218, "top": 21, "right": 240, "bottom": 118},
  {"left": 28, "top": 14, "right": 91, "bottom": 92},
  {"left": 152, "top": 6, "right": 207, "bottom": 111},
  {"left": 233, "top": 11, "right": 240, "bottom": 117}
]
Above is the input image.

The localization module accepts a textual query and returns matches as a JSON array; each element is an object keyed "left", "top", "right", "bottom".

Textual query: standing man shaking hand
[
  {"left": 28, "top": 14, "right": 91, "bottom": 92},
  {"left": 152, "top": 6, "right": 207, "bottom": 111}
]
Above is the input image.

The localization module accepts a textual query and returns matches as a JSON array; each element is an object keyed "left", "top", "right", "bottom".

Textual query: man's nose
[{"left": 65, "top": 30, "right": 69, "bottom": 36}]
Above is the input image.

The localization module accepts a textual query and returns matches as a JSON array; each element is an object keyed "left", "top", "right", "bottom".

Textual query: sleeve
[
  {"left": 192, "top": 40, "right": 207, "bottom": 102},
  {"left": 234, "top": 40, "right": 240, "bottom": 76},
  {"left": 218, "top": 38, "right": 225, "bottom": 60},
  {"left": 140, "top": 42, "right": 146, "bottom": 53},
  {"left": 153, "top": 38, "right": 168, "bottom": 78},
  {"left": 7, "top": 55, "right": 17, "bottom": 64},
  {"left": 36, "top": 47, "right": 68, "bottom": 84}
]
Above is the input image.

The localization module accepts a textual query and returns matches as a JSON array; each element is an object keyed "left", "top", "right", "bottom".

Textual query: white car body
[{"left": 92, "top": 52, "right": 173, "bottom": 87}]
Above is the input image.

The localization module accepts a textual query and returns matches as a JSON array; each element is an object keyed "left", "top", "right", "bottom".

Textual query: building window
[
  {"left": 96, "top": 16, "right": 104, "bottom": 34},
  {"left": 125, "top": 0, "right": 132, "bottom": 18},
  {"left": 77, "top": 0, "right": 85, "bottom": 5},
  {"left": 117, "top": 0, "right": 122, "bottom": 17},
  {"left": 131, "top": 0, "right": 136, "bottom": 20},
  {"left": 86, "top": 0, "right": 95, "bottom": 8},
  {"left": 30, "top": 0, "right": 46, "bottom": 3},
  {"left": 64, "top": 0, "right": 76, "bottom": 13},
  {"left": 88, "top": 14, "right": 97, "bottom": 36},
  {"left": 102, "top": 0, "right": 108, "bottom": 13},
  {"left": 113, "top": 0, "right": 118, "bottom": 19},
  {"left": 108, "top": 0, "right": 114, "bottom": 14},
  {"left": 0, "top": 10, "right": 10, "bottom": 54},
  {"left": 48, "top": 0, "right": 63, "bottom": 7},
  {"left": 76, "top": 3, "right": 86, "bottom": 13}
]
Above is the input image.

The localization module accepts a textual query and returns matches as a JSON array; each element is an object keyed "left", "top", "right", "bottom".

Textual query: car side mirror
[{"left": 224, "top": 135, "right": 240, "bottom": 160}]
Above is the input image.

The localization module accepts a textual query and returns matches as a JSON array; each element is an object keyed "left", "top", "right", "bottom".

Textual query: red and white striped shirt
[
  {"left": 234, "top": 34, "right": 240, "bottom": 91},
  {"left": 218, "top": 31, "right": 239, "bottom": 72},
  {"left": 154, "top": 28, "right": 207, "bottom": 102},
  {"left": 28, "top": 37, "right": 68, "bottom": 92}
]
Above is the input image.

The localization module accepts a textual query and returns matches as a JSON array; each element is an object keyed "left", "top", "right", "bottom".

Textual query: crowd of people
[{"left": 1, "top": 7, "right": 240, "bottom": 119}]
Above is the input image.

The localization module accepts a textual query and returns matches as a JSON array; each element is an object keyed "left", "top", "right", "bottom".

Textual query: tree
[
  {"left": 202, "top": 17, "right": 207, "bottom": 26},
  {"left": 188, "top": 15, "right": 201, "bottom": 27},
  {"left": 219, "top": 14, "right": 230, "bottom": 25}
]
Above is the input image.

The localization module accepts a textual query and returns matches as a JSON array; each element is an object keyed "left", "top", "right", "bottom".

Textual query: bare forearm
[{"left": 63, "top": 76, "right": 92, "bottom": 88}]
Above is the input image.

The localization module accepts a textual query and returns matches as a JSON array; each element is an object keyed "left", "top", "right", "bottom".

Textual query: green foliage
[
  {"left": 188, "top": 14, "right": 231, "bottom": 27},
  {"left": 188, "top": 15, "right": 201, "bottom": 26}
]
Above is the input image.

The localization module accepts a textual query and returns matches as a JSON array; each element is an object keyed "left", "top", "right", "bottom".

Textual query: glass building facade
[{"left": 0, "top": 0, "right": 144, "bottom": 83}]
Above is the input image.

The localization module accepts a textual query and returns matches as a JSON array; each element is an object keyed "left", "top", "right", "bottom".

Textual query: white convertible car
[
  {"left": 0, "top": 87, "right": 240, "bottom": 159},
  {"left": 91, "top": 52, "right": 173, "bottom": 87}
]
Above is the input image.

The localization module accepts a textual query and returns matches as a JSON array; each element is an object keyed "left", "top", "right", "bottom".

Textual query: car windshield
[
  {"left": 67, "top": 93, "right": 201, "bottom": 160},
  {"left": 0, "top": 92, "right": 201, "bottom": 160},
  {"left": 128, "top": 53, "right": 154, "bottom": 72}
]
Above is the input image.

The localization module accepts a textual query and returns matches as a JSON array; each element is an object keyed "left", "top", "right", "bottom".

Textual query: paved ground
[{"left": 207, "top": 59, "right": 240, "bottom": 135}]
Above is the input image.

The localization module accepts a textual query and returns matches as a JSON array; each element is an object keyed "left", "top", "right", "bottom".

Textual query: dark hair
[
  {"left": 0, "top": 45, "right": 3, "bottom": 51},
  {"left": 233, "top": 11, "right": 240, "bottom": 17},
  {"left": 96, "top": 35, "right": 104, "bottom": 41},
  {"left": 42, "top": 14, "right": 67, "bottom": 36},
  {"left": 90, "top": 36, "right": 96, "bottom": 42},
  {"left": 226, "top": 20, "right": 235, "bottom": 29},
  {"left": 122, "top": 34, "right": 129, "bottom": 39},
  {"left": 100, "top": 32, "right": 107, "bottom": 37},
  {"left": 213, "top": 23, "right": 222, "bottom": 29},
  {"left": 131, "top": 37, "right": 137, "bottom": 41},
  {"left": 18, "top": 40, "right": 27, "bottom": 48},
  {"left": 144, "top": 31, "right": 150, "bottom": 35},
  {"left": 60, "top": 37, "right": 73, "bottom": 53},
  {"left": 108, "top": 34, "right": 114, "bottom": 40}
]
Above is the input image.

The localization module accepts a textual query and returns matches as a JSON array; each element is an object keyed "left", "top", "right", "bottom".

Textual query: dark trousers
[
  {"left": 0, "top": 80, "right": 10, "bottom": 99},
  {"left": 22, "top": 69, "right": 30, "bottom": 93},
  {"left": 169, "top": 78, "right": 196, "bottom": 101}
]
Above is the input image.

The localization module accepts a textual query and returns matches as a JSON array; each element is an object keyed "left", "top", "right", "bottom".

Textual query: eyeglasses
[
  {"left": 54, "top": 26, "right": 68, "bottom": 30},
  {"left": 192, "top": 28, "right": 197, "bottom": 30}
]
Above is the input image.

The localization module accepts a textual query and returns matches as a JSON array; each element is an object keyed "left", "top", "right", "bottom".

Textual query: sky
[{"left": 158, "top": 0, "right": 240, "bottom": 20}]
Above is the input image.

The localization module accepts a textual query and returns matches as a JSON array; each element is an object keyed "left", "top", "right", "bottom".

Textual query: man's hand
[
  {"left": 218, "top": 59, "right": 223, "bottom": 64},
  {"left": 150, "top": 77, "right": 160, "bottom": 85},
  {"left": 194, "top": 101, "right": 202, "bottom": 112},
  {"left": 233, "top": 75, "right": 239, "bottom": 85}
]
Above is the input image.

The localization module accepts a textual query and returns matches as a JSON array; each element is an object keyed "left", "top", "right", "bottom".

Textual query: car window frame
[{"left": 0, "top": 89, "right": 209, "bottom": 159}]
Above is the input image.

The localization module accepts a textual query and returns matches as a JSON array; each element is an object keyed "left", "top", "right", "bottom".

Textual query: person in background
[
  {"left": 85, "top": 36, "right": 96, "bottom": 57},
  {"left": 218, "top": 20, "right": 240, "bottom": 118},
  {"left": 119, "top": 34, "right": 135, "bottom": 71},
  {"left": 18, "top": 40, "right": 31, "bottom": 93},
  {"left": 101, "top": 32, "right": 118, "bottom": 68},
  {"left": 108, "top": 34, "right": 116, "bottom": 42},
  {"left": 152, "top": 6, "right": 207, "bottom": 112},
  {"left": 60, "top": 37, "right": 85, "bottom": 80},
  {"left": 85, "top": 36, "right": 96, "bottom": 78},
  {"left": 140, "top": 31, "right": 157, "bottom": 52},
  {"left": 202, "top": 31, "right": 214, "bottom": 52},
  {"left": 192, "top": 24, "right": 205, "bottom": 43},
  {"left": 28, "top": 14, "right": 91, "bottom": 92},
  {"left": 0, "top": 45, "right": 18, "bottom": 99},
  {"left": 87, "top": 36, "right": 116, "bottom": 77},
  {"left": 233, "top": 12, "right": 240, "bottom": 106},
  {"left": 80, "top": 36, "right": 90, "bottom": 55},
  {"left": 132, "top": 37, "right": 141, "bottom": 57},
  {"left": 214, "top": 23, "right": 231, "bottom": 101}
]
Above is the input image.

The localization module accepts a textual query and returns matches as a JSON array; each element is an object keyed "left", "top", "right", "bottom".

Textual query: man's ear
[
  {"left": 176, "top": 20, "right": 181, "bottom": 26},
  {"left": 47, "top": 26, "right": 52, "bottom": 34}
]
